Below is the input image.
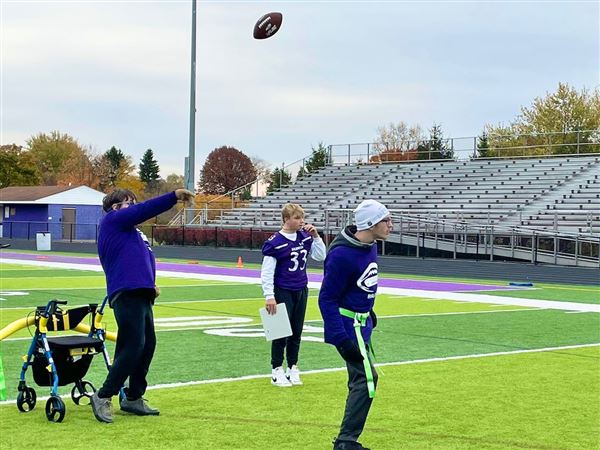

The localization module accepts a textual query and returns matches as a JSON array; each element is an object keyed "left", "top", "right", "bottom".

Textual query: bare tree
[{"left": 374, "top": 122, "right": 425, "bottom": 154}]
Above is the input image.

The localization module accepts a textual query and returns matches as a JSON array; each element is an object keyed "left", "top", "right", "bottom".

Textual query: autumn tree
[
  {"left": 159, "top": 173, "right": 185, "bottom": 194},
  {"left": 152, "top": 174, "right": 186, "bottom": 223},
  {"left": 27, "top": 131, "right": 85, "bottom": 185},
  {"left": 198, "top": 146, "right": 257, "bottom": 195},
  {"left": 58, "top": 146, "right": 99, "bottom": 188},
  {"left": 0, "top": 144, "right": 41, "bottom": 187},
  {"left": 115, "top": 175, "right": 145, "bottom": 200},
  {"left": 485, "top": 83, "right": 600, "bottom": 155}
]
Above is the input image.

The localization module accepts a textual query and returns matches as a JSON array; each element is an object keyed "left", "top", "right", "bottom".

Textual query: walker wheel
[
  {"left": 16, "top": 387, "right": 37, "bottom": 412},
  {"left": 71, "top": 380, "right": 96, "bottom": 405},
  {"left": 45, "top": 396, "right": 66, "bottom": 423}
]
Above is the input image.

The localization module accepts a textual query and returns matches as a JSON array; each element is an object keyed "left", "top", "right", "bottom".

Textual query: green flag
[{"left": 0, "top": 350, "right": 6, "bottom": 401}]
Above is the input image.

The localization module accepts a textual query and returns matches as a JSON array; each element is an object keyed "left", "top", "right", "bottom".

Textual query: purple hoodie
[
  {"left": 98, "top": 192, "right": 177, "bottom": 301},
  {"left": 318, "top": 226, "right": 378, "bottom": 346}
]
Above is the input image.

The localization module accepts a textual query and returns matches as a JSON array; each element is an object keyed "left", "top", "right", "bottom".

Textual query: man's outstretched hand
[{"left": 175, "top": 189, "right": 195, "bottom": 207}]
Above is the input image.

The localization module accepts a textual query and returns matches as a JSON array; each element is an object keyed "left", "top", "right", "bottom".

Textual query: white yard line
[
  {"left": 0, "top": 283, "right": 248, "bottom": 291},
  {"left": 305, "top": 308, "right": 535, "bottom": 323},
  {"left": 375, "top": 286, "right": 600, "bottom": 313},
  {"left": 3, "top": 257, "right": 599, "bottom": 313},
  {"left": 2, "top": 342, "right": 597, "bottom": 405},
  {"left": 0, "top": 308, "right": 536, "bottom": 342},
  {"left": 0, "top": 297, "right": 267, "bottom": 311}
]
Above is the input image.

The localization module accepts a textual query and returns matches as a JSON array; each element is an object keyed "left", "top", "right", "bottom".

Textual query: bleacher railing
[
  {"left": 324, "top": 209, "right": 599, "bottom": 267},
  {"left": 160, "top": 208, "right": 599, "bottom": 267},
  {"left": 327, "top": 129, "right": 600, "bottom": 165},
  {"left": 4, "top": 212, "right": 596, "bottom": 266},
  {"left": 169, "top": 129, "right": 599, "bottom": 226}
]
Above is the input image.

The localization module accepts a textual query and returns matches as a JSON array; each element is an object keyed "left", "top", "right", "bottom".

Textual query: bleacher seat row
[{"left": 205, "top": 155, "right": 600, "bottom": 234}]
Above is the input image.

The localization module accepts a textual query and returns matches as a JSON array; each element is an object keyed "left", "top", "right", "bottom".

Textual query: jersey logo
[
  {"left": 356, "top": 262, "right": 378, "bottom": 293},
  {"left": 137, "top": 228, "right": 153, "bottom": 252}
]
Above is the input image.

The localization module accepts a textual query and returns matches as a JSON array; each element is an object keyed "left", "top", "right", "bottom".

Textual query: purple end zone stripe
[{"left": 0, "top": 252, "right": 515, "bottom": 292}]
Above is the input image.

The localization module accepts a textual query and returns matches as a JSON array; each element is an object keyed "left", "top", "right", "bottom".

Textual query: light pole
[{"left": 186, "top": 0, "right": 197, "bottom": 193}]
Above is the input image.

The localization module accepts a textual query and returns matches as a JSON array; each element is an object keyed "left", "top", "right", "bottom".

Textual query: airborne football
[
  {"left": 0, "top": 2, "right": 598, "bottom": 450},
  {"left": 253, "top": 12, "right": 283, "bottom": 40}
]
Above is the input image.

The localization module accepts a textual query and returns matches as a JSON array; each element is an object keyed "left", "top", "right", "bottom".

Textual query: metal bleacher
[{"left": 197, "top": 155, "right": 600, "bottom": 234}]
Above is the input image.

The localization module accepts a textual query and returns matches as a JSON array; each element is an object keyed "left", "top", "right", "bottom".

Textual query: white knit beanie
[{"left": 354, "top": 200, "right": 390, "bottom": 231}]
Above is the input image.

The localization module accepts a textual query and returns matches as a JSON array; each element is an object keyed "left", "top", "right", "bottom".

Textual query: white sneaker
[
  {"left": 271, "top": 367, "right": 292, "bottom": 387},
  {"left": 286, "top": 365, "right": 303, "bottom": 385}
]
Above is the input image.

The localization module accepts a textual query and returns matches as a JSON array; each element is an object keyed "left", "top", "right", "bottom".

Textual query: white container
[{"left": 36, "top": 232, "right": 51, "bottom": 251}]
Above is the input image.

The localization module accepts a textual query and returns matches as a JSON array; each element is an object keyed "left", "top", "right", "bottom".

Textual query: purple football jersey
[{"left": 262, "top": 230, "right": 314, "bottom": 290}]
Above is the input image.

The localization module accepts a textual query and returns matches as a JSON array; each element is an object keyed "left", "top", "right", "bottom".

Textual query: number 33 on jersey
[{"left": 262, "top": 230, "right": 314, "bottom": 290}]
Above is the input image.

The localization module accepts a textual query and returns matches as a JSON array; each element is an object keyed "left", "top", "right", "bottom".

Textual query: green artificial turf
[
  {"left": 0, "top": 259, "right": 598, "bottom": 449},
  {"left": 0, "top": 346, "right": 597, "bottom": 449}
]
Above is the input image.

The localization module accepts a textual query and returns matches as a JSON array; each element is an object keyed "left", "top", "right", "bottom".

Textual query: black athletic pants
[
  {"left": 98, "top": 289, "right": 156, "bottom": 400},
  {"left": 337, "top": 348, "right": 378, "bottom": 442},
  {"left": 271, "top": 286, "right": 308, "bottom": 369}
]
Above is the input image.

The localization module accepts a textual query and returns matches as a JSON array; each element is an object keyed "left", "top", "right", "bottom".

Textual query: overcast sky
[{"left": 1, "top": 0, "right": 598, "bottom": 178}]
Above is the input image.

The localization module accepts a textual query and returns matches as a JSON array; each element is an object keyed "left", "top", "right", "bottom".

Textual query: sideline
[{"left": 3, "top": 257, "right": 599, "bottom": 313}]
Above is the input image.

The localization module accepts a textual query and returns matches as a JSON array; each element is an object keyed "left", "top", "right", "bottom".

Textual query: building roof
[
  {"left": 0, "top": 186, "right": 75, "bottom": 201},
  {"left": 0, "top": 185, "right": 105, "bottom": 206}
]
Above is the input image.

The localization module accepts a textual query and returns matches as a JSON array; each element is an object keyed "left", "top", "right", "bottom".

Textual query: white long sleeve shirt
[{"left": 261, "top": 231, "right": 326, "bottom": 299}]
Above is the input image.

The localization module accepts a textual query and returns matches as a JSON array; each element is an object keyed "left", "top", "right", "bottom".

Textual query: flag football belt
[{"left": 339, "top": 307, "right": 376, "bottom": 398}]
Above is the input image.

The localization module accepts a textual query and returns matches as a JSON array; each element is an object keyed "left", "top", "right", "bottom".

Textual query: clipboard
[{"left": 259, "top": 303, "right": 293, "bottom": 341}]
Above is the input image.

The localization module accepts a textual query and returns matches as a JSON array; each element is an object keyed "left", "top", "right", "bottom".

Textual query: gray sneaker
[
  {"left": 120, "top": 397, "right": 160, "bottom": 416},
  {"left": 90, "top": 392, "right": 113, "bottom": 423}
]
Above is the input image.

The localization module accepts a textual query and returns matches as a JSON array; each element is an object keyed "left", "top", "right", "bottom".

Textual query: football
[{"left": 253, "top": 12, "right": 283, "bottom": 40}]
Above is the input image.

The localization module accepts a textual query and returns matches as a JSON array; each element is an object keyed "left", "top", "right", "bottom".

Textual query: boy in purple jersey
[
  {"left": 319, "top": 200, "right": 392, "bottom": 450},
  {"left": 261, "top": 203, "right": 326, "bottom": 387},
  {"left": 90, "top": 187, "right": 194, "bottom": 424}
]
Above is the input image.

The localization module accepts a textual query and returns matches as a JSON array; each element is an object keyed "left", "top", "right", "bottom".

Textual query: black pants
[
  {"left": 271, "top": 286, "right": 308, "bottom": 369},
  {"left": 337, "top": 349, "right": 378, "bottom": 442},
  {"left": 98, "top": 289, "right": 156, "bottom": 400}
]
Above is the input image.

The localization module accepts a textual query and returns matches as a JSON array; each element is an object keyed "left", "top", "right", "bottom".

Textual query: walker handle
[{"left": 45, "top": 299, "right": 68, "bottom": 316}]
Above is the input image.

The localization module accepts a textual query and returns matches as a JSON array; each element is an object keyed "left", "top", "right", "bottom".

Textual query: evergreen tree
[
  {"left": 296, "top": 166, "right": 306, "bottom": 180},
  {"left": 418, "top": 124, "right": 454, "bottom": 160},
  {"left": 304, "top": 142, "right": 330, "bottom": 173},
  {"left": 139, "top": 148, "right": 161, "bottom": 191},
  {"left": 430, "top": 124, "right": 454, "bottom": 159},
  {"left": 105, "top": 146, "right": 126, "bottom": 173},
  {"left": 266, "top": 167, "right": 292, "bottom": 193},
  {"left": 239, "top": 186, "right": 252, "bottom": 201},
  {"left": 95, "top": 146, "right": 135, "bottom": 192},
  {"left": 477, "top": 131, "right": 491, "bottom": 157}
]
